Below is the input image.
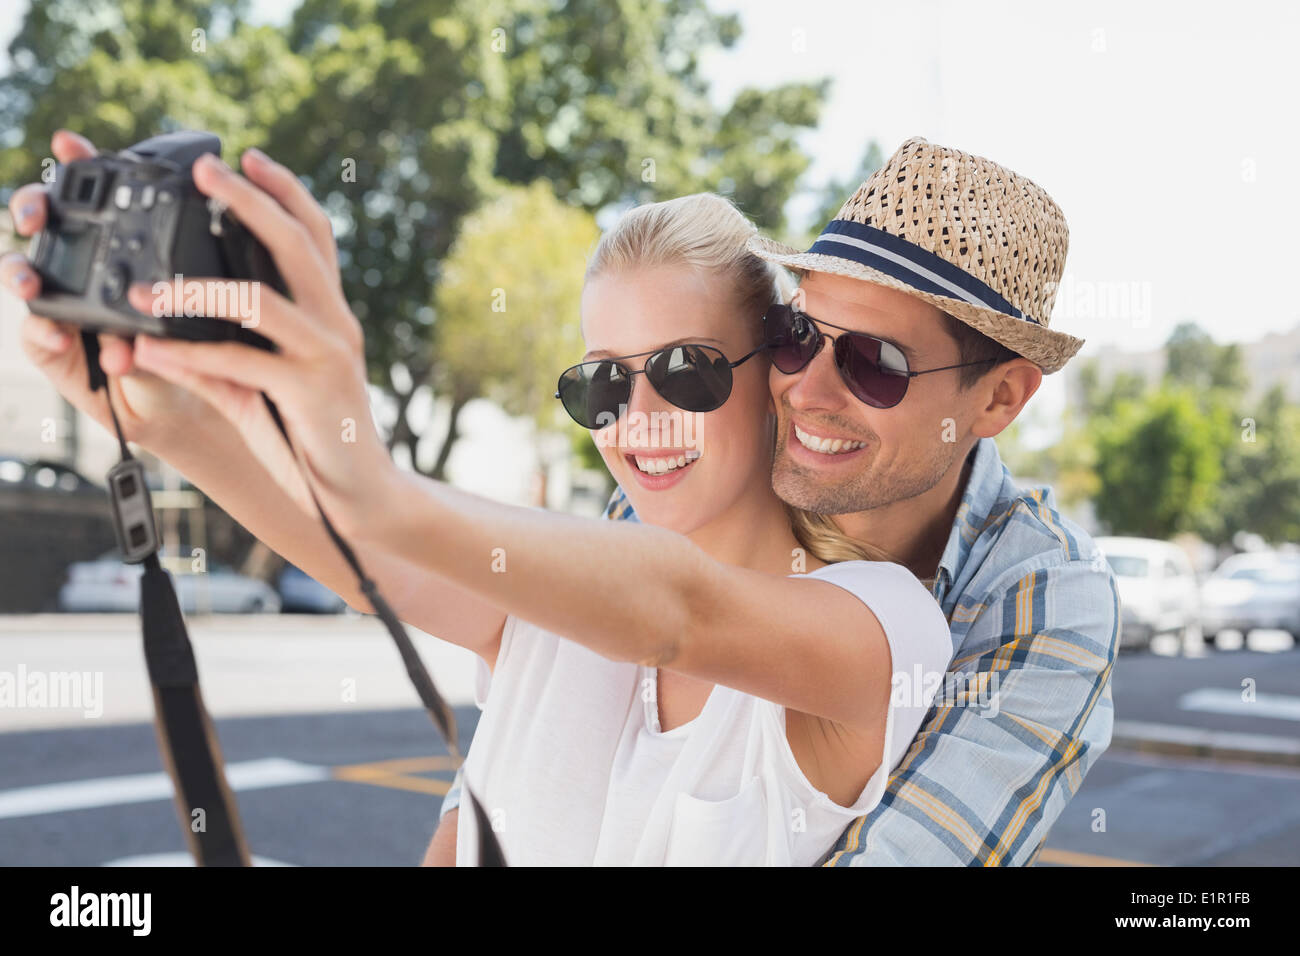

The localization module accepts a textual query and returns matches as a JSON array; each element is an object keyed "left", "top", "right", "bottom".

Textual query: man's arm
[{"left": 820, "top": 556, "right": 1120, "bottom": 866}]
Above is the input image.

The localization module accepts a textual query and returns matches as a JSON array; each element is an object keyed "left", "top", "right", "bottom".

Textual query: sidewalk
[
  {"left": 0, "top": 613, "right": 482, "bottom": 732},
  {"left": 1108, "top": 644, "right": 1300, "bottom": 767}
]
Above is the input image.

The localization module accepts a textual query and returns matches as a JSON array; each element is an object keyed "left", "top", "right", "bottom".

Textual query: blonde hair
[{"left": 587, "top": 193, "right": 898, "bottom": 568}]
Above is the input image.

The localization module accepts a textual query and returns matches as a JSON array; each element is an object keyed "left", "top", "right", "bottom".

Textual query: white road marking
[
  {"left": 0, "top": 757, "right": 330, "bottom": 820},
  {"left": 1179, "top": 688, "right": 1300, "bottom": 722},
  {"left": 102, "top": 852, "right": 296, "bottom": 867}
]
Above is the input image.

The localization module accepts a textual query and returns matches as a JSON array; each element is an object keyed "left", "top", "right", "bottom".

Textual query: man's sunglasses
[
  {"left": 763, "top": 303, "right": 1000, "bottom": 409},
  {"left": 555, "top": 342, "right": 767, "bottom": 430}
]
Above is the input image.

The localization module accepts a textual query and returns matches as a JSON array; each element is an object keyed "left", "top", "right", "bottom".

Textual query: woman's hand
[
  {"left": 2, "top": 130, "right": 216, "bottom": 456},
  {"left": 130, "top": 148, "right": 394, "bottom": 534}
]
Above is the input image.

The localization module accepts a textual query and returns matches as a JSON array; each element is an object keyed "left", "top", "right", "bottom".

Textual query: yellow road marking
[
  {"left": 1037, "top": 847, "right": 1155, "bottom": 867},
  {"left": 331, "top": 755, "right": 461, "bottom": 796}
]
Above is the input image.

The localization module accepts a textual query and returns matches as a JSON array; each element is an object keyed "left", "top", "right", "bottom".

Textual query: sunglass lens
[
  {"left": 646, "top": 344, "right": 732, "bottom": 412},
  {"left": 765, "top": 305, "right": 817, "bottom": 373},
  {"left": 559, "top": 361, "right": 630, "bottom": 428},
  {"left": 834, "top": 334, "right": 909, "bottom": 408}
]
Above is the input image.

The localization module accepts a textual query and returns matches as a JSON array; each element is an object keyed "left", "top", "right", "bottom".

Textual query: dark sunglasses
[
  {"left": 763, "top": 303, "right": 999, "bottom": 408},
  {"left": 555, "top": 342, "right": 767, "bottom": 429}
]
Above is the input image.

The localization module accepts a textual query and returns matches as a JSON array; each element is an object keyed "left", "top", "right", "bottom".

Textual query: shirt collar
[{"left": 931, "top": 436, "right": 1007, "bottom": 599}]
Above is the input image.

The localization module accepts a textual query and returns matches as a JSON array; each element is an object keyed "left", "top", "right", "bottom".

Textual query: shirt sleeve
[
  {"left": 819, "top": 556, "right": 1120, "bottom": 866},
  {"left": 439, "top": 765, "right": 464, "bottom": 819},
  {"left": 763, "top": 561, "right": 954, "bottom": 817}
]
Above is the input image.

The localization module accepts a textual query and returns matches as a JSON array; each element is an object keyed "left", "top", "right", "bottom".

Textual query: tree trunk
[{"left": 427, "top": 394, "right": 469, "bottom": 481}]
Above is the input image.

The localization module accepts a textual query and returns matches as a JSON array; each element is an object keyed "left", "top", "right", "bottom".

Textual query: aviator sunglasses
[
  {"left": 763, "top": 303, "right": 1000, "bottom": 408},
  {"left": 555, "top": 341, "right": 768, "bottom": 429}
]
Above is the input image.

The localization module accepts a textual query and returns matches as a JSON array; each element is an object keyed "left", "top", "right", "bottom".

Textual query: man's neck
[{"left": 835, "top": 440, "right": 979, "bottom": 583}]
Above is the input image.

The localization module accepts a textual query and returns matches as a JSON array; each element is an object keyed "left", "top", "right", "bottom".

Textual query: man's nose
[{"left": 784, "top": 337, "right": 851, "bottom": 412}]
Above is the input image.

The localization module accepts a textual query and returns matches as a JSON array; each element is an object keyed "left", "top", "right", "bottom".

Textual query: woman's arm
[
  {"left": 164, "top": 422, "right": 508, "bottom": 656},
  {"left": 351, "top": 467, "right": 914, "bottom": 735},
  {"left": 420, "top": 808, "right": 459, "bottom": 866}
]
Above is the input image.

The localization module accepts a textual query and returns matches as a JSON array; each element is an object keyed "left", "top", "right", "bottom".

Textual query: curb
[{"left": 1111, "top": 719, "right": 1300, "bottom": 767}]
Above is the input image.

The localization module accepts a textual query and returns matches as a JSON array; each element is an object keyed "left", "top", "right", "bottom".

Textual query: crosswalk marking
[
  {"left": 0, "top": 757, "right": 329, "bottom": 820},
  {"left": 1179, "top": 688, "right": 1300, "bottom": 722}
]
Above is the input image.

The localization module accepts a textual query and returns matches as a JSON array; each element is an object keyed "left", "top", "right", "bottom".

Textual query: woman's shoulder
[
  {"left": 796, "top": 558, "right": 925, "bottom": 586},
  {"left": 791, "top": 560, "right": 952, "bottom": 662}
]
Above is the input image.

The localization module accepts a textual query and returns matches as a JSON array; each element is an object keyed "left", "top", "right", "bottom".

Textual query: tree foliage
[{"left": 1, "top": 0, "right": 827, "bottom": 473}]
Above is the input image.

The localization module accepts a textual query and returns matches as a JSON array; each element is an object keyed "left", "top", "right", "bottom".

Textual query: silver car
[
  {"left": 59, "top": 552, "right": 282, "bottom": 614},
  {"left": 1200, "top": 552, "right": 1300, "bottom": 644}
]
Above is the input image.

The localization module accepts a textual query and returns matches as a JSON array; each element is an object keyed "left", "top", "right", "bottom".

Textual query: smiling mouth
[
  {"left": 792, "top": 423, "right": 867, "bottom": 456},
  {"left": 625, "top": 449, "right": 703, "bottom": 476}
]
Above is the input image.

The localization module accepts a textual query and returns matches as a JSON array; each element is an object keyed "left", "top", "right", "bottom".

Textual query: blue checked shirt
[{"left": 439, "top": 435, "right": 1120, "bottom": 866}]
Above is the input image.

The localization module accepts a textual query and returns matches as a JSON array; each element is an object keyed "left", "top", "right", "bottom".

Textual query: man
[{"left": 428, "top": 137, "right": 1119, "bottom": 865}]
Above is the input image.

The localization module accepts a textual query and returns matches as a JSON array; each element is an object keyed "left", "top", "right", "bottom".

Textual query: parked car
[
  {"left": 0, "top": 455, "right": 102, "bottom": 495},
  {"left": 59, "top": 551, "right": 282, "bottom": 613},
  {"left": 1199, "top": 551, "right": 1300, "bottom": 644},
  {"left": 277, "top": 564, "right": 348, "bottom": 614},
  {"left": 1094, "top": 536, "right": 1201, "bottom": 650}
]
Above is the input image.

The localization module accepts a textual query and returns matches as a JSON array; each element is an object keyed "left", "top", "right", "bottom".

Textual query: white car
[
  {"left": 1200, "top": 551, "right": 1300, "bottom": 644},
  {"left": 1094, "top": 536, "right": 1201, "bottom": 650},
  {"left": 59, "top": 552, "right": 282, "bottom": 614}
]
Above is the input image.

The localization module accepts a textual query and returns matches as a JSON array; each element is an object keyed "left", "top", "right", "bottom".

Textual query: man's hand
[
  {"left": 421, "top": 808, "right": 459, "bottom": 866},
  {"left": 2, "top": 130, "right": 215, "bottom": 456}
]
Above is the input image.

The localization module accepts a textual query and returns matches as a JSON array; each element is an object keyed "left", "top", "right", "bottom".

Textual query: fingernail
[
  {"left": 14, "top": 269, "right": 33, "bottom": 285},
  {"left": 245, "top": 147, "right": 269, "bottom": 165},
  {"left": 18, "top": 203, "right": 37, "bottom": 223}
]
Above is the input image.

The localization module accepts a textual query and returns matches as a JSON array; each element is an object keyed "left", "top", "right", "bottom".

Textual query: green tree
[
  {"left": 2, "top": 0, "right": 829, "bottom": 474},
  {"left": 800, "top": 139, "right": 885, "bottom": 243},
  {"left": 1164, "top": 321, "right": 1250, "bottom": 395},
  {"left": 1089, "top": 386, "right": 1224, "bottom": 538},
  {"left": 1205, "top": 385, "right": 1300, "bottom": 545},
  {"left": 429, "top": 181, "right": 599, "bottom": 478}
]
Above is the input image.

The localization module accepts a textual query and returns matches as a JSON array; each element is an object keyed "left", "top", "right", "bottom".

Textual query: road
[{"left": 1, "top": 615, "right": 1297, "bottom": 866}]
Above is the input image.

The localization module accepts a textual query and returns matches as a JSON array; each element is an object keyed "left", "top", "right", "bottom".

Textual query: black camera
[{"left": 27, "top": 130, "right": 282, "bottom": 350}]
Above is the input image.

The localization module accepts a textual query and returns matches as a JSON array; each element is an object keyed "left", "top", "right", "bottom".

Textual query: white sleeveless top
[{"left": 455, "top": 560, "right": 953, "bottom": 866}]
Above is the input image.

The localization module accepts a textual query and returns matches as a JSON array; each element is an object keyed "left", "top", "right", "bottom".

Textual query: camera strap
[
  {"left": 84, "top": 329, "right": 250, "bottom": 866},
  {"left": 84, "top": 329, "right": 505, "bottom": 866}
]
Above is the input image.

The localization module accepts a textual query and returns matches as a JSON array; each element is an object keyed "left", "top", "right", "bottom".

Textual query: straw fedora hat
[{"left": 748, "top": 137, "right": 1084, "bottom": 374}]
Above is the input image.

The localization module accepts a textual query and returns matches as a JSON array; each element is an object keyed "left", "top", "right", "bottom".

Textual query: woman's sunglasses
[
  {"left": 763, "top": 303, "right": 1000, "bottom": 409},
  {"left": 555, "top": 342, "right": 767, "bottom": 430}
]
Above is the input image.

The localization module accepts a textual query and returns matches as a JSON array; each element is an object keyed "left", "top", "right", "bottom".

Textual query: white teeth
[
  {"left": 794, "top": 424, "right": 866, "bottom": 456},
  {"left": 633, "top": 452, "right": 701, "bottom": 476}
]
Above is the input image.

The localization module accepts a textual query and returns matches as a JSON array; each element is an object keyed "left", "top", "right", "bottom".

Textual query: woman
[{"left": 15, "top": 142, "right": 952, "bottom": 865}]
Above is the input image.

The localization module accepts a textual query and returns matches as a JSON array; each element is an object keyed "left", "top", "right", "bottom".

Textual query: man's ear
[{"left": 972, "top": 356, "right": 1040, "bottom": 439}]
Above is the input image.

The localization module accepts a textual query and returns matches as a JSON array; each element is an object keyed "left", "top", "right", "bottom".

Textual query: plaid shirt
[{"left": 440, "top": 435, "right": 1120, "bottom": 866}]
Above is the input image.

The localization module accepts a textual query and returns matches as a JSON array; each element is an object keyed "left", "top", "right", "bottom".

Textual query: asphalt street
[{"left": 2, "top": 615, "right": 1297, "bottom": 866}]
